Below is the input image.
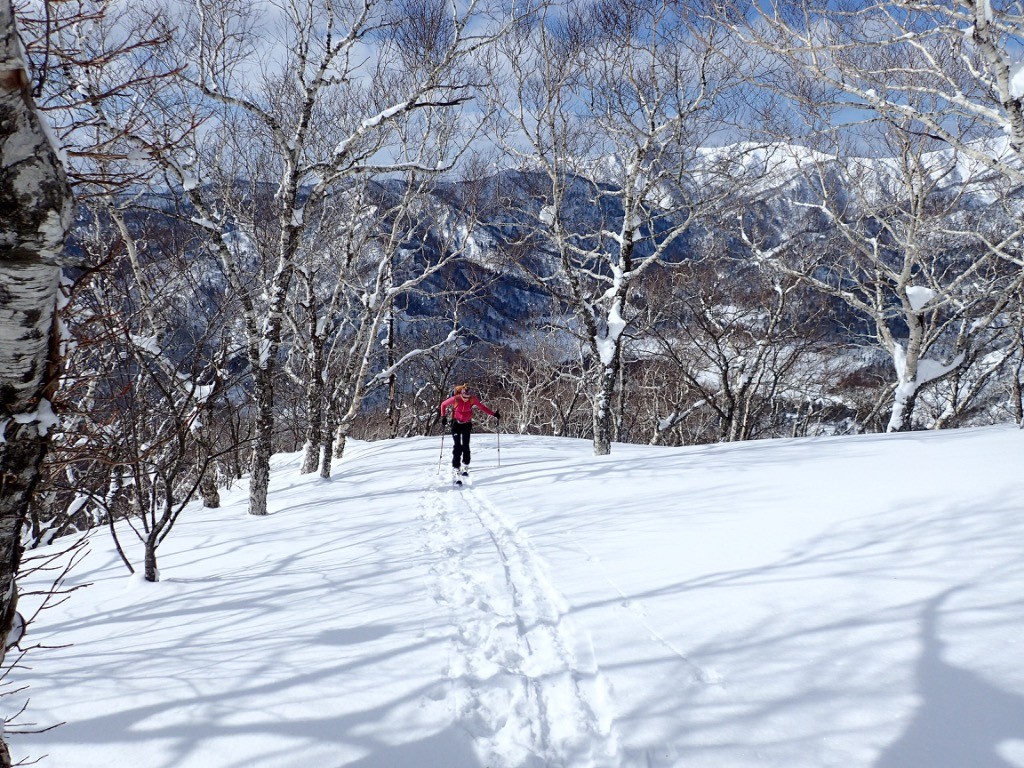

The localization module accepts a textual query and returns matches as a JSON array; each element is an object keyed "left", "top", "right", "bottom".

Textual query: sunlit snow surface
[{"left": 12, "top": 426, "right": 1024, "bottom": 768}]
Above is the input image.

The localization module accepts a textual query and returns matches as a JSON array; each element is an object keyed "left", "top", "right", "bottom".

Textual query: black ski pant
[{"left": 451, "top": 420, "right": 472, "bottom": 468}]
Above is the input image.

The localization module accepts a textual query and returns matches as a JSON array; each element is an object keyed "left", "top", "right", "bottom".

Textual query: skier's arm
[{"left": 472, "top": 397, "right": 496, "bottom": 418}]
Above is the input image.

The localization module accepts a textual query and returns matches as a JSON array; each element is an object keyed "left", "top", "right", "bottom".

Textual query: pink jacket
[{"left": 440, "top": 394, "right": 496, "bottom": 423}]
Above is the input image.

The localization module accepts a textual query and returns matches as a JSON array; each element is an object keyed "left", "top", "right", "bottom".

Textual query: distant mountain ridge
[{"left": 83, "top": 137, "right": 1024, "bottom": 359}]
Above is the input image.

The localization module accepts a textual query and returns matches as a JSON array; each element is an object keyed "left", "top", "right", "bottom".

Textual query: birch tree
[
  {"left": 287, "top": 175, "right": 470, "bottom": 477},
  {"left": 719, "top": 0, "right": 1024, "bottom": 428},
  {"left": 44, "top": 203, "right": 232, "bottom": 580},
  {"left": 738, "top": 125, "right": 1023, "bottom": 431},
  {"left": 0, "top": 0, "right": 73, "bottom": 761},
  {"left": 493, "top": 0, "right": 739, "bottom": 454},
  {"left": 10, "top": 0, "right": 240, "bottom": 557},
  {"left": 497, "top": 331, "right": 589, "bottom": 437}
]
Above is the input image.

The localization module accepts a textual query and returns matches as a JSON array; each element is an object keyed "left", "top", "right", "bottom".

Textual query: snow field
[{"left": 9, "top": 426, "right": 1024, "bottom": 768}]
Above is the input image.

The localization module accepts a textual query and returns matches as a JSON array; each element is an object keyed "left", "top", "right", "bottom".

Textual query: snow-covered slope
[{"left": 11, "top": 426, "right": 1024, "bottom": 768}]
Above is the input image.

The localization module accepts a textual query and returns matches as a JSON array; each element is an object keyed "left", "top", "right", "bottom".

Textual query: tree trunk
[
  {"left": 1014, "top": 305, "right": 1024, "bottom": 426},
  {"left": 319, "top": 432, "right": 334, "bottom": 479},
  {"left": 144, "top": 537, "right": 159, "bottom": 582},
  {"left": 1013, "top": 361, "right": 1023, "bottom": 426},
  {"left": 319, "top": 407, "right": 336, "bottom": 479},
  {"left": 248, "top": 368, "right": 274, "bottom": 516},
  {"left": 246, "top": 234, "right": 297, "bottom": 513},
  {"left": 333, "top": 426, "right": 349, "bottom": 464},
  {"left": 199, "top": 475, "right": 220, "bottom": 508},
  {"left": 592, "top": 363, "right": 618, "bottom": 456},
  {"left": 890, "top": 386, "right": 919, "bottom": 433},
  {"left": 0, "top": 3, "right": 73, "bottom": 762},
  {"left": 300, "top": 335, "right": 325, "bottom": 474},
  {"left": 301, "top": 438, "right": 321, "bottom": 476},
  {"left": 386, "top": 307, "right": 400, "bottom": 439},
  {"left": 614, "top": 359, "right": 625, "bottom": 442},
  {"left": 888, "top": 313, "right": 925, "bottom": 433}
]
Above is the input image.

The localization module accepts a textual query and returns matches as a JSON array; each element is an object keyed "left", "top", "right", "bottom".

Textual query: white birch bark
[{"left": 0, "top": 0, "right": 73, "bottom": 761}]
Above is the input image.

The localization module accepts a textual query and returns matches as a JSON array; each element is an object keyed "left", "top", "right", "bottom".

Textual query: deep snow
[{"left": 9, "top": 426, "right": 1024, "bottom": 767}]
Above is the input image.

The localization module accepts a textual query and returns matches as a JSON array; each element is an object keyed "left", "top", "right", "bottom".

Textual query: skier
[{"left": 440, "top": 384, "right": 500, "bottom": 480}]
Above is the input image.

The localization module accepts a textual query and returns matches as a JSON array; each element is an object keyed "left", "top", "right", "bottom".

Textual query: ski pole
[
  {"left": 496, "top": 423, "right": 501, "bottom": 468},
  {"left": 437, "top": 428, "right": 445, "bottom": 474}
]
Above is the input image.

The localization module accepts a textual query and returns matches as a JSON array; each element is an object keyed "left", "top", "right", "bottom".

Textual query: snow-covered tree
[
  {"left": 720, "top": 0, "right": 1024, "bottom": 181},
  {"left": 11, "top": 0, "right": 242, "bottom": 554},
  {"left": 287, "top": 176, "right": 470, "bottom": 477},
  {"left": 737, "top": 121, "right": 1023, "bottom": 431},
  {"left": 497, "top": 330, "right": 590, "bottom": 438},
  {"left": 718, "top": 0, "right": 1024, "bottom": 430},
  {"left": 42, "top": 205, "right": 232, "bottom": 581},
  {"left": 492, "top": 0, "right": 740, "bottom": 454}
]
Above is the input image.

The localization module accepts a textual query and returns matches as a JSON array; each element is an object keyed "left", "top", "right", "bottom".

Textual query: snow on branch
[
  {"left": 331, "top": 95, "right": 469, "bottom": 163},
  {"left": 893, "top": 343, "right": 965, "bottom": 387},
  {"left": 10, "top": 399, "right": 58, "bottom": 437},
  {"left": 906, "top": 285, "right": 938, "bottom": 311}
]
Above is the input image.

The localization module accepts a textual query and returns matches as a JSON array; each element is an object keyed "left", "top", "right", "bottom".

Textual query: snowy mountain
[
  {"left": 93, "top": 138, "right": 1024, "bottom": 354},
  {"left": 12, "top": 425, "right": 1024, "bottom": 768}
]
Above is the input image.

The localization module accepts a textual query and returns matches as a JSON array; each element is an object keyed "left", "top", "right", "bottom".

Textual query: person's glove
[
  {"left": 494, "top": 410, "right": 501, "bottom": 422},
  {"left": 441, "top": 416, "right": 448, "bottom": 427}
]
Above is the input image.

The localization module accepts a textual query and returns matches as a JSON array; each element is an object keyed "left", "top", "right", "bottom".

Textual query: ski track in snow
[
  {"left": 420, "top": 468, "right": 621, "bottom": 768},
  {"left": 574, "top": 541, "right": 719, "bottom": 688}
]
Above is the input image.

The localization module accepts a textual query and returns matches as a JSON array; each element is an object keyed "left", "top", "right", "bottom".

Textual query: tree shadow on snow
[
  {"left": 557, "top": 494, "right": 1024, "bottom": 766},
  {"left": 340, "top": 725, "right": 482, "bottom": 768},
  {"left": 875, "top": 588, "right": 1024, "bottom": 768}
]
